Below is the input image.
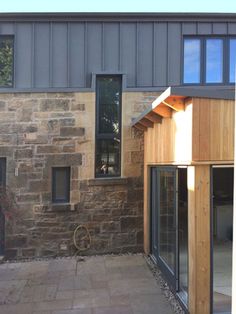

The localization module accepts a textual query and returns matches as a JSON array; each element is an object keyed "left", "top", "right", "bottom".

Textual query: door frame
[
  {"left": 210, "top": 165, "right": 234, "bottom": 314},
  {"left": 0, "top": 158, "right": 6, "bottom": 255},
  {"left": 150, "top": 166, "right": 179, "bottom": 290}
]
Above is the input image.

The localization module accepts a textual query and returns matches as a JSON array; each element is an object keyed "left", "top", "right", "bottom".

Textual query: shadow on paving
[{"left": 0, "top": 254, "right": 175, "bottom": 314}]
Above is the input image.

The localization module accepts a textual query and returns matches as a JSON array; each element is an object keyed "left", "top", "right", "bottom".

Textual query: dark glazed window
[
  {"left": 229, "top": 39, "right": 236, "bottom": 83},
  {"left": 0, "top": 36, "right": 13, "bottom": 87},
  {"left": 183, "top": 39, "right": 201, "bottom": 83},
  {"left": 206, "top": 39, "right": 223, "bottom": 83},
  {"left": 52, "top": 167, "right": 70, "bottom": 203},
  {"left": 95, "top": 76, "right": 121, "bottom": 177}
]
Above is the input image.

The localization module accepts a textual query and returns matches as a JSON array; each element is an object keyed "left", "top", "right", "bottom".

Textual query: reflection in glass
[
  {"left": 96, "top": 76, "right": 121, "bottom": 177},
  {"left": 229, "top": 39, "right": 236, "bottom": 83},
  {"left": 158, "top": 170, "right": 176, "bottom": 273},
  {"left": 213, "top": 168, "right": 233, "bottom": 314},
  {"left": 97, "top": 77, "right": 121, "bottom": 134},
  {"left": 178, "top": 168, "right": 188, "bottom": 305},
  {"left": 183, "top": 39, "right": 201, "bottom": 83},
  {"left": 96, "top": 139, "right": 120, "bottom": 176},
  {"left": 206, "top": 39, "right": 223, "bottom": 83},
  {"left": 0, "top": 37, "right": 13, "bottom": 87}
]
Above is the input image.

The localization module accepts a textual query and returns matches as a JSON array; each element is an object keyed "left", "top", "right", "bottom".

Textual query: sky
[{"left": 1, "top": 0, "right": 236, "bottom": 13}]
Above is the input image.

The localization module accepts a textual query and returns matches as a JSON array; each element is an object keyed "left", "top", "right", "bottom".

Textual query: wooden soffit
[{"left": 131, "top": 87, "right": 186, "bottom": 131}]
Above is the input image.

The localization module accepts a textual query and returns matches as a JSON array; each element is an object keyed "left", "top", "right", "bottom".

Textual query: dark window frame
[
  {"left": 183, "top": 36, "right": 236, "bottom": 86},
  {"left": 52, "top": 167, "right": 70, "bottom": 204},
  {"left": 0, "top": 35, "right": 14, "bottom": 88},
  {"left": 95, "top": 75, "right": 122, "bottom": 178}
]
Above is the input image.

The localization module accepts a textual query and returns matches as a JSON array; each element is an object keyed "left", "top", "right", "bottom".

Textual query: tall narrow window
[
  {"left": 95, "top": 76, "right": 122, "bottom": 177},
  {"left": 183, "top": 39, "right": 201, "bottom": 84},
  {"left": 52, "top": 167, "right": 70, "bottom": 203},
  {"left": 206, "top": 39, "right": 223, "bottom": 83},
  {"left": 0, "top": 36, "right": 13, "bottom": 87},
  {"left": 229, "top": 39, "right": 236, "bottom": 83}
]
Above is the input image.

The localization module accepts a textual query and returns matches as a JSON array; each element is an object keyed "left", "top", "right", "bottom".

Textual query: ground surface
[{"left": 0, "top": 254, "right": 174, "bottom": 314}]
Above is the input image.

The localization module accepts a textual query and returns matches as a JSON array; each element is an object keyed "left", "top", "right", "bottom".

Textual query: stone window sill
[
  {"left": 88, "top": 177, "right": 128, "bottom": 186},
  {"left": 51, "top": 203, "right": 72, "bottom": 212}
]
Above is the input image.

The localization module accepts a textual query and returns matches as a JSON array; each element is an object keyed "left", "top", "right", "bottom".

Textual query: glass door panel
[
  {"left": 212, "top": 167, "right": 233, "bottom": 314},
  {"left": 158, "top": 168, "right": 177, "bottom": 277},
  {"left": 178, "top": 168, "right": 188, "bottom": 305}
]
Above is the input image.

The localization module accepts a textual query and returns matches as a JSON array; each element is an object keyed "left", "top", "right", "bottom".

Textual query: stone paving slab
[{"left": 0, "top": 254, "right": 175, "bottom": 314}]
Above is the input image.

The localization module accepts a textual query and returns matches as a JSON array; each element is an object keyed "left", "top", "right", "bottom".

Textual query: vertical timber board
[
  {"left": 188, "top": 165, "right": 211, "bottom": 314},
  {"left": 192, "top": 98, "right": 234, "bottom": 162}
]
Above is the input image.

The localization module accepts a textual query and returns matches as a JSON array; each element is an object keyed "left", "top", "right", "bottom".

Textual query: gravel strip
[{"left": 144, "top": 255, "right": 185, "bottom": 314}]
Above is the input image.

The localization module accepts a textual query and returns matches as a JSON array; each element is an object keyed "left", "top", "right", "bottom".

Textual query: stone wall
[{"left": 0, "top": 91, "right": 159, "bottom": 259}]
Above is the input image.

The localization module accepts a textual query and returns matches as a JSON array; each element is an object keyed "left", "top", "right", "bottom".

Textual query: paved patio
[{"left": 0, "top": 254, "right": 174, "bottom": 314}]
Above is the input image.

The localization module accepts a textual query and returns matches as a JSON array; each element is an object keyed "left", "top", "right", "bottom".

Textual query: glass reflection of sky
[
  {"left": 206, "top": 39, "right": 223, "bottom": 83},
  {"left": 184, "top": 39, "right": 200, "bottom": 83},
  {"left": 230, "top": 39, "right": 236, "bottom": 83}
]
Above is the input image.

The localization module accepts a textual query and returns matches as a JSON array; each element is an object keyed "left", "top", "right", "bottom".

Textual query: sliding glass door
[
  {"left": 151, "top": 166, "right": 188, "bottom": 306},
  {"left": 212, "top": 166, "right": 233, "bottom": 314}
]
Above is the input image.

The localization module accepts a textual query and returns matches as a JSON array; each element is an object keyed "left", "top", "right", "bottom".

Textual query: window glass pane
[
  {"left": 0, "top": 37, "right": 13, "bottom": 87},
  {"left": 52, "top": 167, "right": 70, "bottom": 203},
  {"left": 183, "top": 39, "right": 201, "bottom": 83},
  {"left": 95, "top": 139, "right": 120, "bottom": 176},
  {"left": 97, "top": 76, "right": 121, "bottom": 134},
  {"left": 206, "top": 39, "right": 223, "bottom": 83},
  {"left": 213, "top": 168, "right": 233, "bottom": 314},
  {"left": 158, "top": 170, "right": 176, "bottom": 273},
  {"left": 230, "top": 39, "right": 236, "bottom": 83}
]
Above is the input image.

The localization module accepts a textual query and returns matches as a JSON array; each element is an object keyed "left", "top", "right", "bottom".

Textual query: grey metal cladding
[
  {"left": 0, "top": 16, "right": 236, "bottom": 90},
  {"left": 34, "top": 23, "right": 50, "bottom": 88}
]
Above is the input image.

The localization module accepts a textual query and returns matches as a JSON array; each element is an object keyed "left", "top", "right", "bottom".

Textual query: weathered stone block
[
  {"left": 17, "top": 194, "right": 40, "bottom": 203},
  {"left": 6, "top": 235, "right": 27, "bottom": 248},
  {"left": 59, "top": 118, "right": 75, "bottom": 126},
  {"left": 112, "top": 233, "right": 136, "bottom": 247},
  {"left": 46, "top": 153, "right": 82, "bottom": 166},
  {"left": 40, "top": 99, "right": 70, "bottom": 111},
  {"left": 60, "top": 127, "right": 85, "bottom": 137},
  {"left": 29, "top": 180, "right": 49, "bottom": 192},
  {"left": 14, "top": 148, "right": 33, "bottom": 159},
  {"left": 100, "top": 221, "right": 120, "bottom": 233},
  {"left": 4, "top": 249, "right": 18, "bottom": 259},
  {"left": 36, "top": 145, "right": 61, "bottom": 154},
  {"left": 51, "top": 204, "right": 71, "bottom": 212},
  {"left": 0, "top": 100, "right": 6, "bottom": 111},
  {"left": 71, "top": 103, "right": 85, "bottom": 111},
  {"left": 120, "top": 216, "right": 143, "bottom": 232},
  {"left": 22, "top": 248, "right": 36, "bottom": 257}
]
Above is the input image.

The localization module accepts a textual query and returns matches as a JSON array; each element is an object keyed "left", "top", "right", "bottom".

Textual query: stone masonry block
[{"left": 60, "top": 127, "right": 85, "bottom": 137}]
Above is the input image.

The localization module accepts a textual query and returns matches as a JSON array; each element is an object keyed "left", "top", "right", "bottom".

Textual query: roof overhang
[{"left": 131, "top": 86, "right": 235, "bottom": 131}]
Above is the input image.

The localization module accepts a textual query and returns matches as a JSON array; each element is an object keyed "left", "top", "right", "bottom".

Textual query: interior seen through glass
[
  {"left": 213, "top": 167, "right": 233, "bottom": 314},
  {"left": 158, "top": 170, "right": 176, "bottom": 273},
  {"left": 178, "top": 168, "right": 188, "bottom": 305}
]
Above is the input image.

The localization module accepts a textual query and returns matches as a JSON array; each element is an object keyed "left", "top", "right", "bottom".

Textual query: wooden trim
[
  {"left": 143, "top": 134, "right": 150, "bottom": 254},
  {"left": 153, "top": 104, "right": 172, "bottom": 118},
  {"left": 135, "top": 122, "right": 147, "bottom": 131},
  {"left": 188, "top": 165, "right": 211, "bottom": 314},
  {"left": 139, "top": 117, "right": 154, "bottom": 128},
  {"left": 146, "top": 111, "right": 162, "bottom": 123},
  {"left": 162, "top": 97, "right": 185, "bottom": 111}
]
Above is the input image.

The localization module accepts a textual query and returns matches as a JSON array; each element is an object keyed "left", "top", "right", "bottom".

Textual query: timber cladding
[
  {"left": 0, "top": 91, "right": 152, "bottom": 259},
  {"left": 192, "top": 98, "right": 234, "bottom": 162},
  {"left": 144, "top": 97, "right": 234, "bottom": 165}
]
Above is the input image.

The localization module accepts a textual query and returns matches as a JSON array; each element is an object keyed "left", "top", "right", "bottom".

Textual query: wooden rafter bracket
[
  {"left": 162, "top": 97, "right": 185, "bottom": 112},
  {"left": 153, "top": 104, "right": 172, "bottom": 118},
  {"left": 139, "top": 117, "right": 154, "bottom": 128},
  {"left": 134, "top": 122, "right": 147, "bottom": 131},
  {"left": 146, "top": 111, "right": 162, "bottom": 124}
]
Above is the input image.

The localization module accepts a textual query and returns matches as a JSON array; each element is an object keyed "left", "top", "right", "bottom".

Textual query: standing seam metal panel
[{"left": 1, "top": 20, "right": 236, "bottom": 89}]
